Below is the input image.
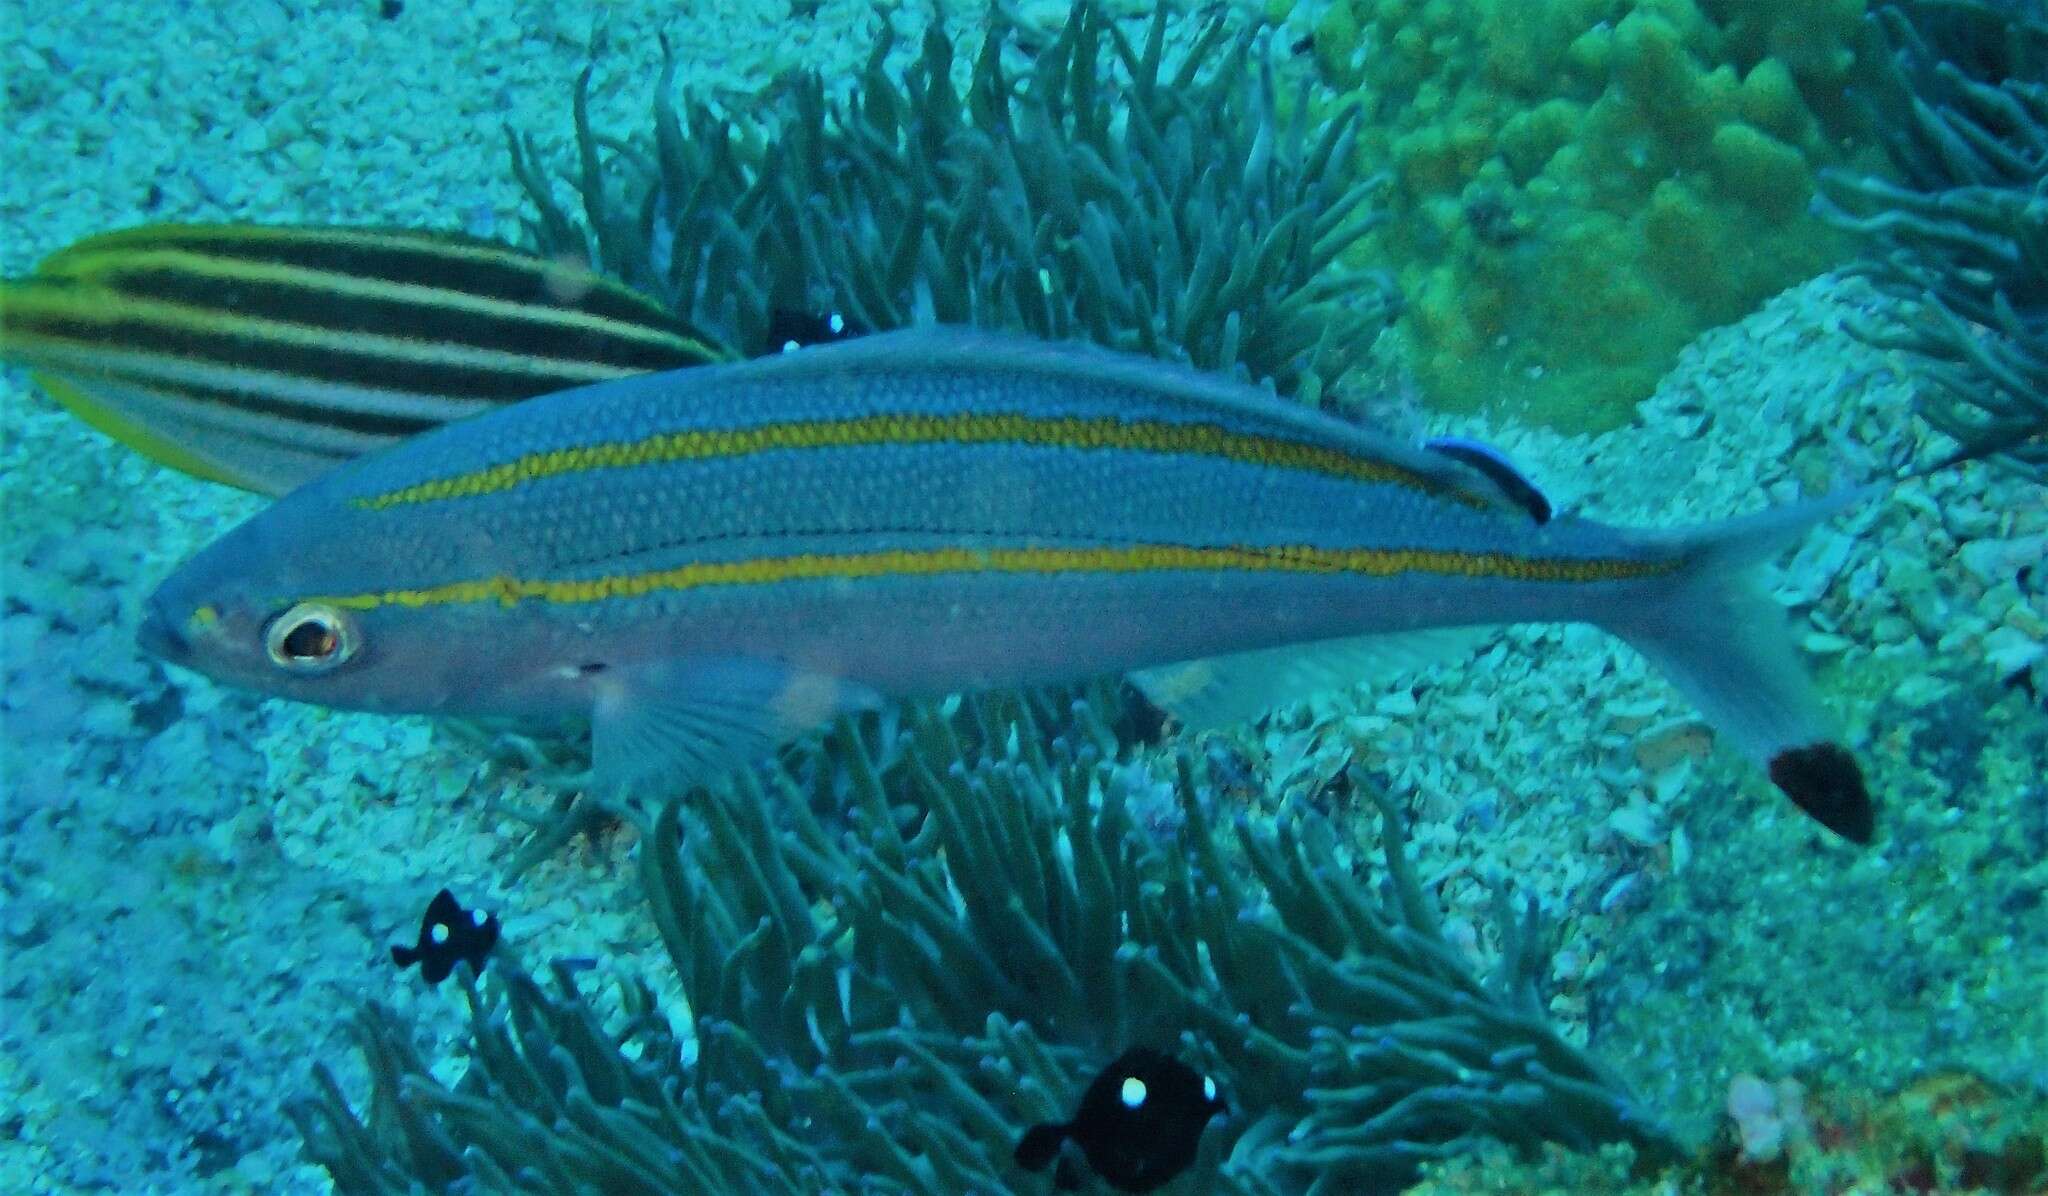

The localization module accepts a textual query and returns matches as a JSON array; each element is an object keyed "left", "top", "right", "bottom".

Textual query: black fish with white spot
[
  {"left": 1014, "top": 1046, "right": 1227, "bottom": 1193},
  {"left": 390, "top": 888, "right": 499, "bottom": 984},
  {"left": 764, "top": 308, "right": 858, "bottom": 354}
]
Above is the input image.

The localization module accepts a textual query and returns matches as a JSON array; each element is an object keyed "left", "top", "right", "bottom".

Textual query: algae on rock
[
  {"left": 292, "top": 691, "right": 1680, "bottom": 1193},
  {"left": 1301, "top": 0, "right": 1888, "bottom": 430}
]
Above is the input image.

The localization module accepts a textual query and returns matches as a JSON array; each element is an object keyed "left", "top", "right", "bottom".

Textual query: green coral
[
  {"left": 1316, "top": 0, "right": 1886, "bottom": 430},
  {"left": 513, "top": 3, "right": 1398, "bottom": 410},
  {"left": 292, "top": 692, "right": 1680, "bottom": 1193}
]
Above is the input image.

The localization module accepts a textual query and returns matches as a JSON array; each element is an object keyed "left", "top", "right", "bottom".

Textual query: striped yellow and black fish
[
  {"left": 139, "top": 329, "right": 1877, "bottom": 843},
  {"left": 0, "top": 223, "right": 720, "bottom": 496}
]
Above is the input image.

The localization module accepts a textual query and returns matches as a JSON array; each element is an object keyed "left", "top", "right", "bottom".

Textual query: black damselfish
[
  {"left": 1014, "top": 1047, "right": 1227, "bottom": 1193},
  {"left": 763, "top": 308, "right": 858, "bottom": 354},
  {"left": 389, "top": 889, "right": 499, "bottom": 984}
]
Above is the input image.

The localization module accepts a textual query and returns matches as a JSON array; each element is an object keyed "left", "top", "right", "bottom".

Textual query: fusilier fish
[{"left": 139, "top": 329, "right": 1875, "bottom": 841}]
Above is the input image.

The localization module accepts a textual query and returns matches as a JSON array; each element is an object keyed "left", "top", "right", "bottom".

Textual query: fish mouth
[{"left": 136, "top": 598, "right": 190, "bottom": 663}]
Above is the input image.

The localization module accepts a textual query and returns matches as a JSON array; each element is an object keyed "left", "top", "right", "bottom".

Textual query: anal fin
[{"left": 1128, "top": 628, "right": 1493, "bottom": 732}]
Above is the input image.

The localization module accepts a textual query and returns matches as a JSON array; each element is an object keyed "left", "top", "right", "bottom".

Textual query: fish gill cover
[{"left": 292, "top": 691, "right": 1681, "bottom": 1194}]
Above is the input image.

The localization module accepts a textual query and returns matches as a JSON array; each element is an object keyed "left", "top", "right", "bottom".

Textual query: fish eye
[
  {"left": 1120, "top": 1076, "right": 1147, "bottom": 1108},
  {"left": 264, "top": 603, "right": 359, "bottom": 673}
]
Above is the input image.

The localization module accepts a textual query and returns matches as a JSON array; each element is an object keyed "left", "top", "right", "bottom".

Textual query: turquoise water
[{"left": 2, "top": 2, "right": 2044, "bottom": 1193}]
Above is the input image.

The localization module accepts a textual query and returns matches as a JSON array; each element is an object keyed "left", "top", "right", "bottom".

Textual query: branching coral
[
  {"left": 292, "top": 691, "right": 1680, "bottom": 1194},
  {"left": 511, "top": 2, "right": 1399, "bottom": 408},
  {"left": 1819, "top": 0, "right": 2048, "bottom": 479}
]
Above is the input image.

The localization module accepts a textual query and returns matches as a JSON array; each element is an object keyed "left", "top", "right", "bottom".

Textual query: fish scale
[
  {"left": 141, "top": 327, "right": 1877, "bottom": 842},
  {"left": 324, "top": 346, "right": 1545, "bottom": 581}
]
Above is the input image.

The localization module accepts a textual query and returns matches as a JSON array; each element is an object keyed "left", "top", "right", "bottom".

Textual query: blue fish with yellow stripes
[{"left": 138, "top": 328, "right": 1875, "bottom": 842}]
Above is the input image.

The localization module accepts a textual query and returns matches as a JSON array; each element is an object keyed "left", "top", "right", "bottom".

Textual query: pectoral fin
[
  {"left": 589, "top": 657, "right": 882, "bottom": 800},
  {"left": 1129, "top": 628, "right": 1492, "bottom": 732}
]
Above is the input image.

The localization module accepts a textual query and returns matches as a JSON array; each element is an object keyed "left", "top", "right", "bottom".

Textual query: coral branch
[{"left": 294, "top": 690, "right": 1678, "bottom": 1193}]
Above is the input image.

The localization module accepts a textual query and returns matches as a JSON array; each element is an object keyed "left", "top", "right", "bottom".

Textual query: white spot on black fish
[
  {"left": 390, "top": 888, "right": 500, "bottom": 985},
  {"left": 764, "top": 309, "right": 860, "bottom": 355},
  {"left": 1014, "top": 1046, "right": 1227, "bottom": 1193}
]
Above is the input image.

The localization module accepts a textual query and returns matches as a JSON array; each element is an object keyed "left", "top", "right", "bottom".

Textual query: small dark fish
[
  {"left": 764, "top": 308, "right": 856, "bottom": 354},
  {"left": 389, "top": 889, "right": 499, "bottom": 984},
  {"left": 1014, "top": 1047, "right": 1226, "bottom": 1193}
]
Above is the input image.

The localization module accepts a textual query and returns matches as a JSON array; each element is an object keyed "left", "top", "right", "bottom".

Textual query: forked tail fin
[{"left": 1602, "top": 489, "right": 1879, "bottom": 843}]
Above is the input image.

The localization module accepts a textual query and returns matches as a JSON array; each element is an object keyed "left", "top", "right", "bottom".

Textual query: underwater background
[{"left": 1, "top": 0, "right": 2044, "bottom": 1193}]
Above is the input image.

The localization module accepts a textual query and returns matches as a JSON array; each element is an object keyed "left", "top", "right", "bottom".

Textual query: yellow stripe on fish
[
  {"left": 39, "top": 221, "right": 580, "bottom": 274},
  {"left": 141, "top": 328, "right": 1879, "bottom": 845},
  {"left": 311, "top": 542, "right": 1676, "bottom": 611},
  {"left": 0, "top": 222, "right": 720, "bottom": 496},
  {"left": 39, "top": 246, "right": 698, "bottom": 360},
  {"left": 8, "top": 286, "right": 661, "bottom": 387},
  {"left": 349, "top": 412, "right": 1476, "bottom": 511},
  {"left": 32, "top": 223, "right": 699, "bottom": 344}
]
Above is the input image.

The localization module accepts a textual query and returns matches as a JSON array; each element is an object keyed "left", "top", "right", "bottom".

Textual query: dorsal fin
[{"left": 1425, "top": 437, "right": 1553, "bottom": 524}]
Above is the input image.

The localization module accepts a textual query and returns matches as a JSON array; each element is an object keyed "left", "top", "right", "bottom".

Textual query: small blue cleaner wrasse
[
  {"left": 140, "top": 329, "right": 1875, "bottom": 842},
  {"left": 0, "top": 223, "right": 718, "bottom": 496}
]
